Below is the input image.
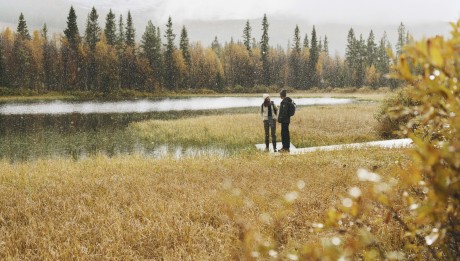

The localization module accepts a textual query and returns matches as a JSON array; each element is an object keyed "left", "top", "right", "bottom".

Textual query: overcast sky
[
  {"left": 0, "top": 0, "right": 459, "bottom": 55},
  {"left": 1, "top": 0, "right": 459, "bottom": 25},
  {"left": 71, "top": 0, "right": 460, "bottom": 23}
]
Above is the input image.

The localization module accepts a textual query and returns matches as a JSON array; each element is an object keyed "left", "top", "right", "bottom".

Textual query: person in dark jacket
[{"left": 277, "top": 89, "right": 294, "bottom": 152}]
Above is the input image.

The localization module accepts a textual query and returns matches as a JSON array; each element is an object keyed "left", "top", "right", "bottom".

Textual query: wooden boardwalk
[{"left": 255, "top": 138, "right": 413, "bottom": 155}]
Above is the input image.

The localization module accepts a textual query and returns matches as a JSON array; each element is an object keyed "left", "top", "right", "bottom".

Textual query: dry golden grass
[
  {"left": 131, "top": 103, "right": 380, "bottom": 149},
  {"left": 0, "top": 148, "right": 410, "bottom": 260}
]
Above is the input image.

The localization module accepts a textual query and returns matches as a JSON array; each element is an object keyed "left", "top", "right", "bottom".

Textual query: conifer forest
[{"left": 0, "top": 7, "right": 411, "bottom": 94}]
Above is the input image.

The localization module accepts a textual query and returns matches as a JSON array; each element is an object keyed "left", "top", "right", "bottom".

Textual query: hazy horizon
[{"left": 0, "top": 0, "right": 458, "bottom": 55}]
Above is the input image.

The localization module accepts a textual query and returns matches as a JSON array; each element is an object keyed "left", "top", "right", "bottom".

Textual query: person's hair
[
  {"left": 280, "top": 89, "right": 287, "bottom": 98},
  {"left": 263, "top": 98, "right": 270, "bottom": 107}
]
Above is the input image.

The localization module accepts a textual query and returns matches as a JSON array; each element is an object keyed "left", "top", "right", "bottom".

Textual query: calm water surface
[{"left": 0, "top": 97, "right": 354, "bottom": 161}]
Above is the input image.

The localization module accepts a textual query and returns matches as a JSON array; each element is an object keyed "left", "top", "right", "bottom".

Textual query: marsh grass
[
  {"left": 131, "top": 103, "right": 380, "bottom": 149},
  {"left": 0, "top": 148, "right": 410, "bottom": 259}
]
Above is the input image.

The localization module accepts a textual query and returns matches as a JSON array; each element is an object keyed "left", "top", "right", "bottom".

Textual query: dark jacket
[{"left": 278, "top": 97, "right": 294, "bottom": 123}]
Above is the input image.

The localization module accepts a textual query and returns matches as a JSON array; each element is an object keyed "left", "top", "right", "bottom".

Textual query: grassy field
[
  {"left": 131, "top": 103, "right": 381, "bottom": 149},
  {"left": 0, "top": 148, "right": 410, "bottom": 260},
  {"left": 0, "top": 93, "right": 412, "bottom": 259}
]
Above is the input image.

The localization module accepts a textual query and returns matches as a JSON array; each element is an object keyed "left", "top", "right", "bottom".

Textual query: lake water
[
  {"left": 0, "top": 97, "right": 354, "bottom": 161},
  {"left": 0, "top": 97, "right": 353, "bottom": 115}
]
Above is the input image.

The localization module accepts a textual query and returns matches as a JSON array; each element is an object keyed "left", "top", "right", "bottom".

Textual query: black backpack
[{"left": 289, "top": 100, "right": 296, "bottom": 116}]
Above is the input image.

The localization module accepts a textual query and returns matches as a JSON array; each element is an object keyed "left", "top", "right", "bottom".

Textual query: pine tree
[
  {"left": 323, "top": 35, "right": 329, "bottom": 55},
  {"left": 356, "top": 34, "right": 366, "bottom": 86},
  {"left": 64, "top": 6, "right": 80, "bottom": 49},
  {"left": 243, "top": 20, "right": 252, "bottom": 53},
  {"left": 0, "top": 36, "right": 6, "bottom": 87},
  {"left": 85, "top": 7, "right": 101, "bottom": 51},
  {"left": 303, "top": 33, "right": 309, "bottom": 49},
  {"left": 396, "top": 22, "right": 406, "bottom": 56},
  {"left": 42, "top": 24, "right": 51, "bottom": 89},
  {"left": 117, "top": 14, "right": 125, "bottom": 48},
  {"left": 366, "top": 30, "right": 377, "bottom": 67},
  {"left": 307, "top": 25, "right": 319, "bottom": 87},
  {"left": 17, "top": 13, "right": 31, "bottom": 40},
  {"left": 211, "top": 36, "right": 222, "bottom": 57},
  {"left": 345, "top": 28, "right": 356, "bottom": 67},
  {"left": 180, "top": 26, "right": 191, "bottom": 67},
  {"left": 141, "top": 20, "right": 163, "bottom": 87},
  {"left": 376, "top": 31, "right": 390, "bottom": 86},
  {"left": 260, "top": 14, "right": 270, "bottom": 86},
  {"left": 41, "top": 23, "right": 48, "bottom": 41},
  {"left": 179, "top": 26, "right": 191, "bottom": 88},
  {"left": 104, "top": 9, "right": 116, "bottom": 45},
  {"left": 288, "top": 25, "right": 302, "bottom": 88},
  {"left": 164, "top": 16, "right": 176, "bottom": 89},
  {"left": 125, "top": 11, "right": 135, "bottom": 47},
  {"left": 318, "top": 37, "right": 323, "bottom": 53}
]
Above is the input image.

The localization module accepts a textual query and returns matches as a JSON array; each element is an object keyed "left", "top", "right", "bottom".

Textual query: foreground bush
[{"left": 375, "top": 88, "right": 419, "bottom": 138}]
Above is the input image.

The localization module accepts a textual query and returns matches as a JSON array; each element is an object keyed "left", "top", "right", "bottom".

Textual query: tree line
[{"left": 0, "top": 6, "right": 411, "bottom": 94}]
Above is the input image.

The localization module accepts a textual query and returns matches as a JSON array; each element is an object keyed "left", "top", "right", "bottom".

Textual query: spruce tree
[
  {"left": 211, "top": 36, "right": 222, "bottom": 57},
  {"left": 104, "top": 9, "right": 117, "bottom": 45},
  {"left": 260, "top": 14, "right": 270, "bottom": 86},
  {"left": 0, "top": 36, "right": 6, "bottom": 87},
  {"left": 85, "top": 7, "right": 101, "bottom": 51},
  {"left": 41, "top": 23, "right": 48, "bottom": 41},
  {"left": 318, "top": 37, "right": 323, "bottom": 53},
  {"left": 366, "top": 30, "right": 377, "bottom": 67},
  {"left": 243, "top": 20, "right": 252, "bottom": 53},
  {"left": 42, "top": 24, "right": 52, "bottom": 89},
  {"left": 323, "top": 36, "right": 329, "bottom": 55},
  {"left": 376, "top": 31, "right": 390, "bottom": 85},
  {"left": 356, "top": 34, "right": 366, "bottom": 86},
  {"left": 345, "top": 28, "right": 356, "bottom": 67},
  {"left": 180, "top": 26, "right": 191, "bottom": 67},
  {"left": 303, "top": 33, "right": 309, "bottom": 49},
  {"left": 288, "top": 25, "right": 302, "bottom": 88},
  {"left": 164, "top": 16, "right": 176, "bottom": 89},
  {"left": 179, "top": 26, "right": 191, "bottom": 88},
  {"left": 64, "top": 6, "right": 80, "bottom": 49},
  {"left": 125, "top": 11, "right": 135, "bottom": 47},
  {"left": 396, "top": 22, "right": 406, "bottom": 56},
  {"left": 141, "top": 20, "right": 163, "bottom": 86},
  {"left": 307, "top": 25, "right": 319, "bottom": 87},
  {"left": 17, "top": 13, "right": 31, "bottom": 40},
  {"left": 117, "top": 14, "right": 125, "bottom": 51}
]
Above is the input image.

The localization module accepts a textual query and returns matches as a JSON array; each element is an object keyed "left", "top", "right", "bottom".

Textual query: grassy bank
[
  {"left": 131, "top": 103, "right": 380, "bottom": 149},
  {"left": 0, "top": 148, "right": 410, "bottom": 260}
]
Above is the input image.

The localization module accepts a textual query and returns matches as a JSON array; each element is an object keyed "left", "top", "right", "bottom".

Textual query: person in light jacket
[{"left": 260, "top": 93, "right": 278, "bottom": 152}]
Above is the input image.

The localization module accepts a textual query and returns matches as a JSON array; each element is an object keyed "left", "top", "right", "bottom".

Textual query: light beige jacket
[{"left": 260, "top": 102, "right": 278, "bottom": 121}]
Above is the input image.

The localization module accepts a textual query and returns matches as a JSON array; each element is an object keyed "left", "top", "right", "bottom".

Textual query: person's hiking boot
[
  {"left": 279, "top": 148, "right": 290, "bottom": 153},
  {"left": 265, "top": 146, "right": 269, "bottom": 152}
]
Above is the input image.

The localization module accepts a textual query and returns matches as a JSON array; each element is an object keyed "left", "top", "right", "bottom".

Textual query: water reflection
[
  {"left": 0, "top": 97, "right": 354, "bottom": 161},
  {"left": 0, "top": 97, "right": 353, "bottom": 115},
  {"left": 0, "top": 112, "right": 231, "bottom": 162}
]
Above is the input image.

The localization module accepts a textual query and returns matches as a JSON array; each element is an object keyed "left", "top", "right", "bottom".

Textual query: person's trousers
[
  {"left": 281, "top": 122, "right": 290, "bottom": 149},
  {"left": 264, "top": 119, "right": 276, "bottom": 148}
]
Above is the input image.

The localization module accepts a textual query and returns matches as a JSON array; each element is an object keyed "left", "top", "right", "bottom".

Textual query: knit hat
[{"left": 263, "top": 93, "right": 269, "bottom": 100}]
